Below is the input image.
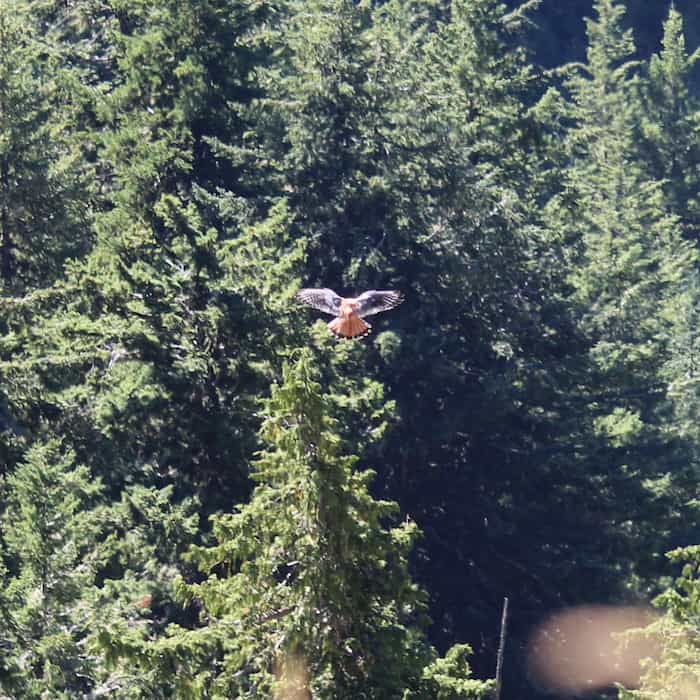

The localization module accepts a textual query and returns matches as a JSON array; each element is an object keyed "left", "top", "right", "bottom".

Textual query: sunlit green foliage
[
  {"left": 0, "top": 1, "right": 91, "bottom": 293},
  {"left": 1, "top": 0, "right": 700, "bottom": 698},
  {"left": 543, "top": 0, "right": 700, "bottom": 592},
  {"left": 619, "top": 547, "right": 700, "bottom": 700},
  {"left": 637, "top": 5, "right": 700, "bottom": 241},
  {"left": 0, "top": 440, "right": 103, "bottom": 697},
  {"left": 89, "top": 354, "right": 492, "bottom": 698}
]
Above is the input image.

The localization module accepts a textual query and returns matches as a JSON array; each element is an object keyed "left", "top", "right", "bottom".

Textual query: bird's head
[{"left": 340, "top": 298, "right": 360, "bottom": 314}]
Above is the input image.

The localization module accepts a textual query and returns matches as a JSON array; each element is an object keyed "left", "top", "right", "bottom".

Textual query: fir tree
[
  {"left": 360, "top": 1, "right": 594, "bottom": 686},
  {"left": 1, "top": 3, "right": 305, "bottom": 694},
  {"left": 1, "top": 0, "right": 297, "bottom": 499},
  {"left": 95, "top": 352, "right": 493, "bottom": 699},
  {"left": 637, "top": 5, "right": 700, "bottom": 242},
  {"left": 547, "top": 0, "right": 700, "bottom": 597},
  {"left": 618, "top": 546, "right": 700, "bottom": 700},
  {"left": 0, "top": 440, "right": 104, "bottom": 698},
  {"left": 257, "top": 0, "right": 394, "bottom": 287},
  {"left": 0, "top": 439, "right": 201, "bottom": 698},
  {"left": 0, "top": 0, "right": 90, "bottom": 293}
]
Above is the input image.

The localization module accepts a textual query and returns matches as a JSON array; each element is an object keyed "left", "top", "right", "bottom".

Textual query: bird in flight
[{"left": 296, "top": 288, "right": 404, "bottom": 339}]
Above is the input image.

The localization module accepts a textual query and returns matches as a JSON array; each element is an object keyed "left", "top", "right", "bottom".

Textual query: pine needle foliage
[
  {"left": 637, "top": 5, "right": 700, "bottom": 242},
  {"left": 0, "top": 0, "right": 91, "bottom": 294},
  {"left": 0, "top": 440, "right": 104, "bottom": 698},
  {"left": 1, "top": 0, "right": 700, "bottom": 697},
  {"left": 545, "top": 0, "right": 700, "bottom": 591},
  {"left": 94, "top": 353, "right": 492, "bottom": 699},
  {"left": 619, "top": 546, "right": 700, "bottom": 700}
]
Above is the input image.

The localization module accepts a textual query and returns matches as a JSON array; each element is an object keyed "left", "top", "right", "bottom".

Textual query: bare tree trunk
[{"left": 494, "top": 597, "right": 509, "bottom": 700}]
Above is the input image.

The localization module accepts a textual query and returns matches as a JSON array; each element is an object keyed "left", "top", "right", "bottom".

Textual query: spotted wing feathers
[
  {"left": 356, "top": 290, "right": 405, "bottom": 318},
  {"left": 296, "top": 288, "right": 342, "bottom": 316}
]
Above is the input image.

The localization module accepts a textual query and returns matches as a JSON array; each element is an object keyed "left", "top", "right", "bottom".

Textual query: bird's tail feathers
[{"left": 328, "top": 317, "right": 371, "bottom": 339}]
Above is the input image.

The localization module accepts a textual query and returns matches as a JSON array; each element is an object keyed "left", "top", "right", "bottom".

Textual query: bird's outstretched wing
[
  {"left": 296, "top": 288, "right": 343, "bottom": 316},
  {"left": 356, "top": 290, "right": 405, "bottom": 318}
]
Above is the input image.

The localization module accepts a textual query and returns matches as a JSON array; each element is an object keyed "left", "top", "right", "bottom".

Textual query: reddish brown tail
[{"left": 328, "top": 316, "right": 371, "bottom": 339}]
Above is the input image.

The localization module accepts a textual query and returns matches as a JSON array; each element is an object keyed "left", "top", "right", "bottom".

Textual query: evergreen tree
[
  {"left": 618, "top": 546, "right": 700, "bottom": 700},
  {"left": 1, "top": 0, "right": 297, "bottom": 500},
  {"left": 356, "top": 0, "right": 596, "bottom": 686},
  {"left": 662, "top": 271, "right": 700, "bottom": 464},
  {"left": 0, "top": 0, "right": 105, "bottom": 472},
  {"left": 0, "top": 0, "right": 90, "bottom": 293},
  {"left": 257, "top": 0, "right": 395, "bottom": 287},
  {"left": 0, "top": 439, "right": 200, "bottom": 698},
  {"left": 546, "top": 0, "right": 700, "bottom": 597},
  {"left": 637, "top": 5, "right": 700, "bottom": 243},
  {"left": 95, "top": 353, "right": 493, "bottom": 699},
  {"left": 0, "top": 440, "right": 103, "bottom": 698},
  {"left": 1, "top": 2, "right": 304, "bottom": 694}
]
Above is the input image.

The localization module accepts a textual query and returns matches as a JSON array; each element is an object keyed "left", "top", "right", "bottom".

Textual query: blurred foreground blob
[
  {"left": 273, "top": 653, "right": 311, "bottom": 700},
  {"left": 527, "top": 605, "right": 661, "bottom": 694}
]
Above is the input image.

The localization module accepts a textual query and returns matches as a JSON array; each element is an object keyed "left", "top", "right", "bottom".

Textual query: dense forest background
[{"left": 2, "top": 0, "right": 700, "bottom": 697}]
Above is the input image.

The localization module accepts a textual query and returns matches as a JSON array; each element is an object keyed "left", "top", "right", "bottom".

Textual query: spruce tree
[
  {"left": 1, "top": 0, "right": 296, "bottom": 499},
  {"left": 94, "top": 353, "right": 493, "bottom": 699},
  {"left": 0, "top": 0, "right": 103, "bottom": 472},
  {"left": 0, "top": 0, "right": 90, "bottom": 293},
  {"left": 637, "top": 5, "right": 700, "bottom": 242},
  {"left": 357, "top": 0, "right": 596, "bottom": 685},
  {"left": 546, "top": 0, "right": 700, "bottom": 596},
  {"left": 0, "top": 439, "right": 200, "bottom": 698},
  {"left": 617, "top": 546, "right": 700, "bottom": 700},
  {"left": 256, "top": 0, "right": 395, "bottom": 287},
  {"left": 0, "top": 440, "right": 103, "bottom": 698},
  {"left": 1, "top": 3, "right": 304, "bottom": 695}
]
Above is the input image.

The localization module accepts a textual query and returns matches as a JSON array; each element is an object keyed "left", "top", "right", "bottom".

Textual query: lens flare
[
  {"left": 274, "top": 653, "right": 311, "bottom": 700},
  {"left": 527, "top": 605, "right": 661, "bottom": 694}
]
